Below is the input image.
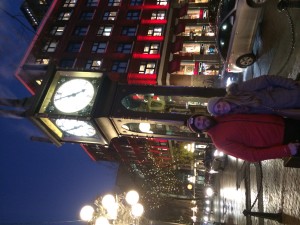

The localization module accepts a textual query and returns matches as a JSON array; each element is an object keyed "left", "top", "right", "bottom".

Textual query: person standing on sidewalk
[
  {"left": 207, "top": 75, "right": 300, "bottom": 118},
  {"left": 186, "top": 113, "right": 300, "bottom": 162}
]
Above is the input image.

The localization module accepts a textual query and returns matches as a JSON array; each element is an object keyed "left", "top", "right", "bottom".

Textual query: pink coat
[{"left": 207, "top": 114, "right": 291, "bottom": 162}]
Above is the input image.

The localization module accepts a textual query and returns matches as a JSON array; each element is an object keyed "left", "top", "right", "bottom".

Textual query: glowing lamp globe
[
  {"left": 138, "top": 123, "right": 151, "bottom": 133},
  {"left": 107, "top": 203, "right": 118, "bottom": 220},
  {"left": 131, "top": 203, "right": 144, "bottom": 217},
  {"left": 125, "top": 190, "right": 139, "bottom": 205},
  {"left": 102, "top": 194, "right": 115, "bottom": 210},
  {"left": 80, "top": 205, "right": 94, "bottom": 221},
  {"left": 95, "top": 216, "right": 110, "bottom": 225}
]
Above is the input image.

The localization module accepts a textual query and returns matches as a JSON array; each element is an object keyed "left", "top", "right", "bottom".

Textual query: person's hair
[
  {"left": 186, "top": 114, "right": 206, "bottom": 133},
  {"left": 206, "top": 83, "right": 261, "bottom": 115},
  {"left": 225, "top": 83, "right": 261, "bottom": 108}
]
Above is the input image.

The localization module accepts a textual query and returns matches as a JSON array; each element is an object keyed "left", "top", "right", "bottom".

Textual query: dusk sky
[{"left": 0, "top": 1, "right": 118, "bottom": 224}]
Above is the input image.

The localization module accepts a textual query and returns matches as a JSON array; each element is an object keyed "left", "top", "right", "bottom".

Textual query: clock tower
[
  {"left": 28, "top": 68, "right": 225, "bottom": 147},
  {"left": 28, "top": 68, "right": 115, "bottom": 146}
]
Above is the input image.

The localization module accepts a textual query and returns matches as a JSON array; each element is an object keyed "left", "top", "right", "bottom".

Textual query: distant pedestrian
[
  {"left": 186, "top": 113, "right": 300, "bottom": 162},
  {"left": 207, "top": 75, "right": 300, "bottom": 118}
]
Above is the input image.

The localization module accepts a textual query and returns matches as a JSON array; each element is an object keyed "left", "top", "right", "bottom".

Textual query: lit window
[
  {"left": 63, "top": 0, "right": 77, "bottom": 7},
  {"left": 139, "top": 62, "right": 156, "bottom": 74},
  {"left": 103, "top": 11, "right": 117, "bottom": 20},
  {"left": 35, "top": 58, "right": 49, "bottom": 64},
  {"left": 91, "top": 42, "right": 107, "bottom": 53},
  {"left": 112, "top": 61, "right": 128, "bottom": 73},
  {"left": 97, "top": 26, "right": 113, "bottom": 36},
  {"left": 108, "top": 0, "right": 122, "bottom": 6},
  {"left": 58, "top": 12, "right": 72, "bottom": 20},
  {"left": 157, "top": 0, "right": 168, "bottom": 5},
  {"left": 43, "top": 41, "right": 58, "bottom": 52},
  {"left": 143, "top": 43, "right": 159, "bottom": 54},
  {"left": 85, "top": 60, "right": 102, "bottom": 70},
  {"left": 50, "top": 26, "right": 65, "bottom": 35},
  {"left": 151, "top": 11, "right": 165, "bottom": 20},
  {"left": 148, "top": 26, "right": 163, "bottom": 36}
]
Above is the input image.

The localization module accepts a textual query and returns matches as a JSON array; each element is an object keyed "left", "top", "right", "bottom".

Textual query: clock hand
[
  {"left": 64, "top": 125, "right": 83, "bottom": 132},
  {"left": 55, "top": 89, "right": 87, "bottom": 101}
]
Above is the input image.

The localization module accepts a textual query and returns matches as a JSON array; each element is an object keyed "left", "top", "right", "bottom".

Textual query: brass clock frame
[{"left": 31, "top": 70, "right": 107, "bottom": 145}]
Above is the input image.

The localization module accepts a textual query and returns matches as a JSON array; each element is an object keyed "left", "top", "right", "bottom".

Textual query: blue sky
[{"left": 0, "top": 1, "right": 118, "bottom": 224}]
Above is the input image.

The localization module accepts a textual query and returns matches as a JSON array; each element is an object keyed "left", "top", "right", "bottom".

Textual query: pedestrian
[
  {"left": 207, "top": 75, "right": 300, "bottom": 117},
  {"left": 186, "top": 113, "right": 300, "bottom": 162},
  {"left": 0, "top": 97, "right": 33, "bottom": 118}
]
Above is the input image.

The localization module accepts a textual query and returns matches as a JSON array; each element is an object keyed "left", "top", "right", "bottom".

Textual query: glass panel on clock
[
  {"left": 121, "top": 93, "right": 209, "bottom": 115},
  {"left": 38, "top": 71, "right": 103, "bottom": 116}
]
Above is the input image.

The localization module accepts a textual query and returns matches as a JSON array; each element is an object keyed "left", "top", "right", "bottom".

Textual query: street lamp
[{"left": 80, "top": 190, "right": 144, "bottom": 225}]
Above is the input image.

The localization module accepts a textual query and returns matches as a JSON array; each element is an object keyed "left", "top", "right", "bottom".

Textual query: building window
[
  {"left": 126, "top": 11, "right": 140, "bottom": 20},
  {"left": 67, "top": 42, "right": 82, "bottom": 52},
  {"left": 63, "top": 0, "right": 77, "bottom": 7},
  {"left": 73, "top": 26, "right": 89, "bottom": 36},
  {"left": 59, "top": 59, "right": 75, "bottom": 68},
  {"left": 50, "top": 26, "right": 65, "bottom": 35},
  {"left": 43, "top": 41, "right": 58, "bottom": 52},
  {"left": 139, "top": 62, "right": 156, "bottom": 74},
  {"left": 130, "top": 0, "right": 142, "bottom": 5},
  {"left": 103, "top": 11, "right": 117, "bottom": 20},
  {"left": 157, "top": 0, "right": 168, "bottom": 5},
  {"left": 35, "top": 58, "right": 49, "bottom": 64},
  {"left": 86, "top": 0, "right": 99, "bottom": 6},
  {"left": 91, "top": 42, "right": 107, "bottom": 53},
  {"left": 97, "top": 26, "right": 113, "bottom": 36},
  {"left": 151, "top": 11, "right": 166, "bottom": 20},
  {"left": 85, "top": 60, "right": 102, "bottom": 70},
  {"left": 121, "top": 27, "right": 137, "bottom": 36},
  {"left": 116, "top": 43, "right": 132, "bottom": 53},
  {"left": 80, "top": 11, "right": 94, "bottom": 20},
  {"left": 112, "top": 61, "right": 128, "bottom": 73},
  {"left": 108, "top": 0, "right": 122, "bottom": 6},
  {"left": 148, "top": 26, "right": 163, "bottom": 36},
  {"left": 58, "top": 12, "right": 72, "bottom": 20},
  {"left": 144, "top": 43, "right": 159, "bottom": 54}
]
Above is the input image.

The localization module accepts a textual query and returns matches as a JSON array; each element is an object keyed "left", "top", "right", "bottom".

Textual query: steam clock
[{"left": 28, "top": 68, "right": 225, "bottom": 146}]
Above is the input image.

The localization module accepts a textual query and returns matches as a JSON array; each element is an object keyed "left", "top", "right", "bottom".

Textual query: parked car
[{"left": 216, "top": 0, "right": 267, "bottom": 73}]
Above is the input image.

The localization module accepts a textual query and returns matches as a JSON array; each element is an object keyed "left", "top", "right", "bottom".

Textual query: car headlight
[{"left": 214, "top": 150, "right": 224, "bottom": 157}]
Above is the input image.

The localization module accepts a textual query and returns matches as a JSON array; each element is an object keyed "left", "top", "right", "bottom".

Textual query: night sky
[{"left": 0, "top": 1, "right": 118, "bottom": 224}]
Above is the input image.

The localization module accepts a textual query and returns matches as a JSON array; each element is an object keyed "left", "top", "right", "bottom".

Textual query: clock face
[
  {"left": 53, "top": 79, "right": 95, "bottom": 113},
  {"left": 55, "top": 119, "right": 96, "bottom": 137}
]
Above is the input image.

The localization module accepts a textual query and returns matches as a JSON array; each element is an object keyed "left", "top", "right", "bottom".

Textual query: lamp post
[{"left": 80, "top": 190, "right": 144, "bottom": 225}]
